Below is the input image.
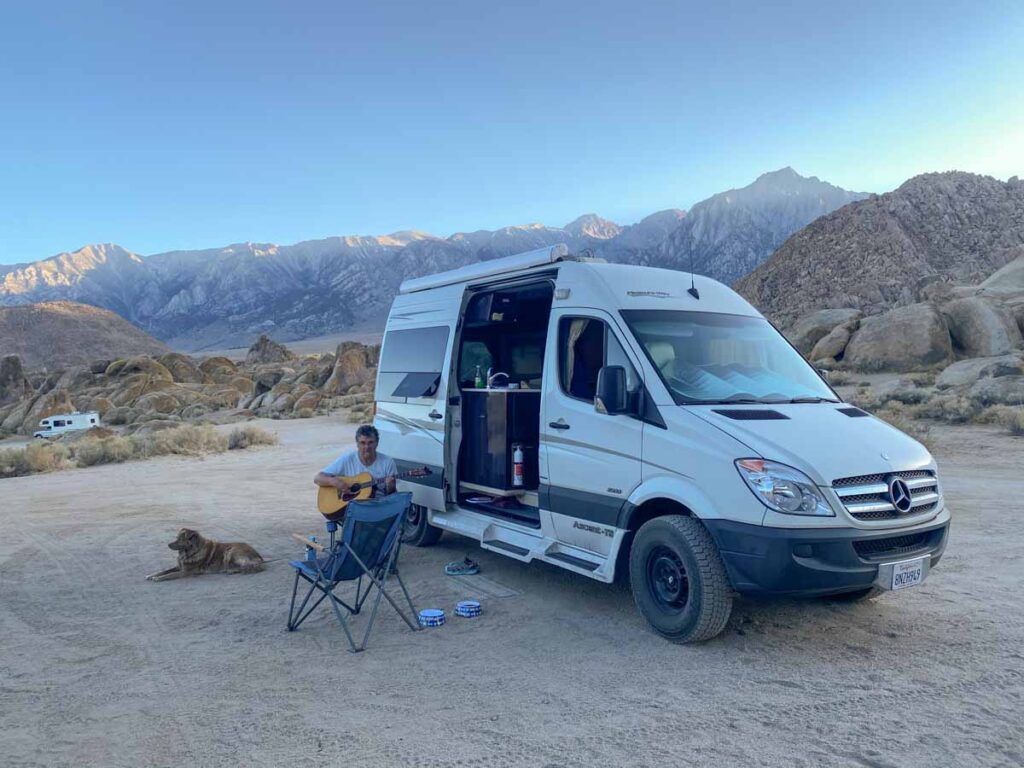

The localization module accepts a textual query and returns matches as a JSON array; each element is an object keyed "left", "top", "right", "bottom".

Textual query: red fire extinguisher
[{"left": 512, "top": 443, "right": 524, "bottom": 488}]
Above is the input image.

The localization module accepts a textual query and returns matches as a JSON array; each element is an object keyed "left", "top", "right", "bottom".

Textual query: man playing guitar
[{"left": 314, "top": 424, "right": 397, "bottom": 499}]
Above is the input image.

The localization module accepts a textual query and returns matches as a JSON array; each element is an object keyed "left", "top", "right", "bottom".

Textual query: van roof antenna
[{"left": 687, "top": 251, "right": 700, "bottom": 300}]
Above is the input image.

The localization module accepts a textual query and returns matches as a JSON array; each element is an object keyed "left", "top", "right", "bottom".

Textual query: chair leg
[
  {"left": 345, "top": 544, "right": 420, "bottom": 633},
  {"left": 393, "top": 571, "right": 419, "bottom": 620},
  {"left": 327, "top": 588, "right": 360, "bottom": 653},
  {"left": 288, "top": 573, "right": 331, "bottom": 631}
]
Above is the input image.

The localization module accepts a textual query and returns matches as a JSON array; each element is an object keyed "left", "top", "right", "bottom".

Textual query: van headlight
[{"left": 735, "top": 459, "right": 834, "bottom": 516}]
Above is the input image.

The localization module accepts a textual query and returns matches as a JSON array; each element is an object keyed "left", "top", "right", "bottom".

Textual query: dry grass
[
  {"left": 0, "top": 441, "right": 71, "bottom": 478},
  {"left": 909, "top": 395, "right": 981, "bottom": 425},
  {"left": 228, "top": 425, "right": 279, "bottom": 450},
  {"left": 1, "top": 424, "right": 277, "bottom": 479},
  {"left": 825, "top": 370, "right": 852, "bottom": 386},
  {"left": 982, "top": 405, "right": 1024, "bottom": 436}
]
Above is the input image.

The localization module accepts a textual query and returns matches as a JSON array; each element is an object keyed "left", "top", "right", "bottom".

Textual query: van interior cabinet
[{"left": 461, "top": 390, "right": 540, "bottom": 493}]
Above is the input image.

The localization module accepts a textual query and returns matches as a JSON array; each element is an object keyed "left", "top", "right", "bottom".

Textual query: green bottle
[{"left": 474, "top": 365, "right": 484, "bottom": 388}]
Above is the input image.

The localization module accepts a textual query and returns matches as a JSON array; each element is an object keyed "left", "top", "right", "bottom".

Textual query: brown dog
[{"left": 146, "top": 528, "right": 264, "bottom": 581}]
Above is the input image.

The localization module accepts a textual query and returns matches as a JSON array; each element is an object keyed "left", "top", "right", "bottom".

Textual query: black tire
[
  {"left": 401, "top": 503, "right": 443, "bottom": 546},
  {"left": 826, "top": 586, "right": 884, "bottom": 602},
  {"left": 629, "top": 515, "right": 733, "bottom": 643}
]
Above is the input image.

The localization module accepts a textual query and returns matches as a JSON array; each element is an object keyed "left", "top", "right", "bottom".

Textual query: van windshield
[{"left": 621, "top": 310, "right": 838, "bottom": 405}]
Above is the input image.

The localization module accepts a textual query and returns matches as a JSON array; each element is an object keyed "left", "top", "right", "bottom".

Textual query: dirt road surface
[{"left": 1, "top": 416, "right": 1021, "bottom": 767}]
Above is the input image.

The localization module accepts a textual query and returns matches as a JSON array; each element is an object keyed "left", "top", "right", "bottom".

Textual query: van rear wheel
[
  {"left": 401, "top": 503, "right": 443, "bottom": 546},
  {"left": 629, "top": 515, "right": 732, "bottom": 643}
]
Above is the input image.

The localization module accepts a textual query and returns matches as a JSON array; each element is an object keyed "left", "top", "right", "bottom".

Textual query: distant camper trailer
[{"left": 33, "top": 411, "right": 101, "bottom": 439}]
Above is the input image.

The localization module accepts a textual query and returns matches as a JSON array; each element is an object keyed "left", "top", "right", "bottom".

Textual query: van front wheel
[
  {"left": 401, "top": 504, "right": 443, "bottom": 546},
  {"left": 629, "top": 515, "right": 732, "bottom": 643}
]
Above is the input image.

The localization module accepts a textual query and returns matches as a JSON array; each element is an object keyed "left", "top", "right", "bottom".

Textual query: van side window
[
  {"left": 559, "top": 317, "right": 639, "bottom": 403},
  {"left": 53, "top": 420, "right": 66, "bottom": 427},
  {"left": 377, "top": 325, "right": 450, "bottom": 403}
]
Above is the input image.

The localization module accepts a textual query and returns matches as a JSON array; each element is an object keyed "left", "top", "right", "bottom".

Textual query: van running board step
[
  {"left": 545, "top": 552, "right": 600, "bottom": 571},
  {"left": 483, "top": 540, "right": 530, "bottom": 557}
]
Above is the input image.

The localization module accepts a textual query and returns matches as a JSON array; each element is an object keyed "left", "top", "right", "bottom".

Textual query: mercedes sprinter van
[{"left": 375, "top": 245, "right": 949, "bottom": 642}]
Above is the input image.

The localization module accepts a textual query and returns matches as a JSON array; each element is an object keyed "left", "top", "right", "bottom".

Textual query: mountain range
[
  {"left": 0, "top": 168, "right": 866, "bottom": 350},
  {"left": 738, "top": 172, "right": 1024, "bottom": 326}
]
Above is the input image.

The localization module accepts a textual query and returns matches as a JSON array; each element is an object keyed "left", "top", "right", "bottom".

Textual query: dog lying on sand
[{"left": 146, "top": 528, "right": 264, "bottom": 581}]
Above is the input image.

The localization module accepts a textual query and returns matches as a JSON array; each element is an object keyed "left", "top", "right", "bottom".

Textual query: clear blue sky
[{"left": 1, "top": 0, "right": 1022, "bottom": 263}]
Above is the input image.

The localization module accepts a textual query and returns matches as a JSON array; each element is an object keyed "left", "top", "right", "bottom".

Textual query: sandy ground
[{"left": 1, "top": 415, "right": 1022, "bottom": 768}]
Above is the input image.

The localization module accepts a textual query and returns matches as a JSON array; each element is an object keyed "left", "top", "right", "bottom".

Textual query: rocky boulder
[
  {"left": 245, "top": 335, "right": 295, "bottom": 365},
  {"left": 979, "top": 252, "right": 1024, "bottom": 297},
  {"left": 323, "top": 342, "right": 374, "bottom": 395},
  {"left": 158, "top": 353, "right": 206, "bottom": 384},
  {"left": 19, "top": 388, "right": 75, "bottom": 434},
  {"left": 968, "top": 376, "right": 1024, "bottom": 406},
  {"left": 936, "top": 353, "right": 1024, "bottom": 390},
  {"left": 809, "top": 319, "right": 859, "bottom": 363},
  {"left": 199, "top": 356, "right": 238, "bottom": 379},
  {"left": 106, "top": 356, "right": 173, "bottom": 381},
  {"left": 844, "top": 304, "right": 953, "bottom": 372},
  {"left": 0, "top": 355, "right": 31, "bottom": 406},
  {"left": 941, "top": 297, "right": 1022, "bottom": 358},
  {"left": 786, "top": 309, "right": 863, "bottom": 355}
]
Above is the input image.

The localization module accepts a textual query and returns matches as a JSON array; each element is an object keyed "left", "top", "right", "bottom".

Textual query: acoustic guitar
[{"left": 316, "top": 466, "right": 432, "bottom": 518}]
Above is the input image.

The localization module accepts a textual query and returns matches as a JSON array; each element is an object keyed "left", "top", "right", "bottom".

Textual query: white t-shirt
[{"left": 321, "top": 451, "right": 398, "bottom": 484}]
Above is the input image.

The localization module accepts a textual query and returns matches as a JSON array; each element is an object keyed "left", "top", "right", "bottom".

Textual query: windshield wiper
[
  {"left": 786, "top": 397, "right": 839, "bottom": 404},
  {"left": 695, "top": 397, "right": 787, "bottom": 405}
]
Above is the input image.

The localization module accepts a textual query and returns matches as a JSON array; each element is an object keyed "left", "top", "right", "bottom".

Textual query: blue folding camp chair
[{"left": 287, "top": 492, "right": 420, "bottom": 652}]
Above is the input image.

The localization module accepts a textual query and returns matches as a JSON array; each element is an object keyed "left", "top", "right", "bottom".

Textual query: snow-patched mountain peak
[
  {"left": 1, "top": 169, "right": 866, "bottom": 349},
  {"left": 563, "top": 214, "right": 623, "bottom": 240}
]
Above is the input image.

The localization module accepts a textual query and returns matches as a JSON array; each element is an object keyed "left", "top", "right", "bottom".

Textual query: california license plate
[{"left": 891, "top": 558, "right": 925, "bottom": 590}]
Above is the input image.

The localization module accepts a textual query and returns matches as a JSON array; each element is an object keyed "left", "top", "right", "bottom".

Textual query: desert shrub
[
  {"left": 848, "top": 387, "right": 875, "bottom": 410},
  {"left": 73, "top": 435, "right": 136, "bottom": 466},
  {"left": 0, "top": 441, "right": 70, "bottom": 478},
  {"left": 981, "top": 405, "right": 1024, "bottom": 435},
  {"left": 228, "top": 425, "right": 279, "bottom": 450},
  {"left": 145, "top": 424, "right": 228, "bottom": 456},
  {"left": 909, "top": 395, "right": 980, "bottom": 424},
  {"left": 906, "top": 371, "right": 938, "bottom": 387},
  {"left": 826, "top": 371, "right": 852, "bottom": 386}
]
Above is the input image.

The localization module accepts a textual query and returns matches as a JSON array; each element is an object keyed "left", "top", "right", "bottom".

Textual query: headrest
[{"left": 647, "top": 342, "right": 675, "bottom": 375}]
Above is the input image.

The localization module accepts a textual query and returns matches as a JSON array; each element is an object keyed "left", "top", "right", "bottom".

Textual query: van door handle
[
  {"left": 428, "top": 409, "right": 443, "bottom": 420},
  {"left": 548, "top": 420, "right": 570, "bottom": 430}
]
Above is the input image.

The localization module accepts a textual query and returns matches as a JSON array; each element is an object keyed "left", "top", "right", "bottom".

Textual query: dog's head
[{"left": 169, "top": 528, "right": 201, "bottom": 554}]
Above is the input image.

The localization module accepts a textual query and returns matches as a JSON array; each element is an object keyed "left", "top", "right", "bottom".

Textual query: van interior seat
[{"left": 647, "top": 341, "right": 676, "bottom": 378}]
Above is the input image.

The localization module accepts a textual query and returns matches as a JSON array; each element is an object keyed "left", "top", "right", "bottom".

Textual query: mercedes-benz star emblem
[{"left": 888, "top": 477, "right": 913, "bottom": 514}]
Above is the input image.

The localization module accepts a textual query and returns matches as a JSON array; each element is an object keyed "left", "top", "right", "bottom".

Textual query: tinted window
[
  {"left": 53, "top": 420, "right": 66, "bottom": 427},
  {"left": 379, "top": 326, "right": 450, "bottom": 373},
  {"left": 377, "top": 326, "right": 450, "bottom": 402},
  {"left": 558, "top": 317, "right": 639, "bottom": 403},
  {"left": 622, "top": 310, "right": 836, "bottom": 405}
]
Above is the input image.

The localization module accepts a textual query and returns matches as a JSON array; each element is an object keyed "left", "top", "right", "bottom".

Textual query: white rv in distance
[
  {"left": 33, "top": 411, "right": 101, "bottom": 439},
  {"left": 376, "top": 245, "right": 949, "bottom": 643}
]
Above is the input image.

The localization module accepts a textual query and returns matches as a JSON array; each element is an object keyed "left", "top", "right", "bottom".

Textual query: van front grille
[
  {"left": 853, "top": 532, "right": 931, "bottom": 559},
  {"left": 832, "top": 470, "right": 940, "bottom": 521}
]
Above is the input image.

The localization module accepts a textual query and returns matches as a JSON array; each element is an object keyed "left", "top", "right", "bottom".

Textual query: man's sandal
[{"left": 445, "top": 557, "right": 480, "bottom": 576}]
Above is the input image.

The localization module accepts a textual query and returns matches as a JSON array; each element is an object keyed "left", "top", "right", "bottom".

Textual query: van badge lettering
[
  {"left": 572, "top": 520, "right": 614, "bottom": 538},
  {"left": 607, "top": 487, "right": 622, "bottom": 495},
  {"left": 627, "top": 290, "right": 672, "bottom": 298}
]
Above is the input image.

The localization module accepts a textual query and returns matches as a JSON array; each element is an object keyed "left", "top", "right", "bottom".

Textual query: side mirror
[{"left": 595, "top": 365, "right": 629, "bottom": 415}]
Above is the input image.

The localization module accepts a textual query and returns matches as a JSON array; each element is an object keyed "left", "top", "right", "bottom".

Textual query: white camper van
[
  {"left": 375, "top": 245, "right": 949, "bottom": 642},
  {"left": 33, "top": 411, "right": 101, "bottom": 439}
]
